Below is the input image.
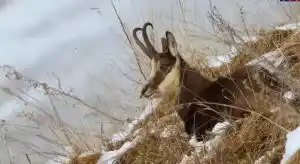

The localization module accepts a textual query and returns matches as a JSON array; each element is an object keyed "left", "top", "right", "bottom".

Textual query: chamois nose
[
  {"left": 140, "top": 92, "right": 150, "bottom": 98},
  {"left": 141, "top": 91, "right": 153, "bottom": 99},
  {"left": 140, "top": 83, "right": 150, "bottom": 98}
]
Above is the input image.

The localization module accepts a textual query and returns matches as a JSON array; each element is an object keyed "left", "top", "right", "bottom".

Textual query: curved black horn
[
  {"left": 133, "top": 27, "right": 153, "bottom": 59},
  {"left": 142, "top": 22, "right": 158, "bottom": 55}
]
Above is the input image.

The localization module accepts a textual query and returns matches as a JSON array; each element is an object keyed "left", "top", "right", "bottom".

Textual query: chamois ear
[
  {"left": 161, "top": 37, "right": 168, "bottom": 53},
  {"left": 165, "top": 31, "right": 178, "bottom": 57}
]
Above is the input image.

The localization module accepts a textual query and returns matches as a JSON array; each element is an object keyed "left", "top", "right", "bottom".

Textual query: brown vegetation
[{"left": 52, "top": 7, "right": 300, "bottom": 164}]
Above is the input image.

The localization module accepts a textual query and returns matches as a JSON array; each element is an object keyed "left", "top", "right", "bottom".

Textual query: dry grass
[
  {"left": 205, "top": 110, "right": 298, "bottom": 164},
  {"left": 64, "top": 8, "right": 300, "bottom": 163},
  {"left": 69, "top": 152, "right": 101, "bottom": 164},
  {"left": 43, "top": 25, "right": 300, "bottom": 164},
  {"left": 214, "top": 29, "right": 299, "bottom": 77},
  {"left": 119, "top": 132, "right": 192, "bottom": 164},
  {"left": 184, "top": 28, "right": 300, "bottom": 83},
  {"left": 118, "top": 90, "right": 192, "bottom": 164},
  {"left": 112, "top": 24, "right": 300, "bottom": 164},
  {"left": 0, "top": 65, "right": 109, "bottom": 163},
  {"left": 115, "top": 84, "right": 300, "bottom": 164},
  {"left": 244, "top": 29, "right": 294, "bottom": 55}
]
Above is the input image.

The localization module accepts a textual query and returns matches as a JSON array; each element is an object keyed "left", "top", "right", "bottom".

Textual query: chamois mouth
[
  {"left": 140, "top": 90, "right": 153, "bottom": 99},
  {"left": 149, "top": 90, "right": 162, "bottom": 99},
  {"left": 140, "top": 90, "right": 162, "bottom": 100}
]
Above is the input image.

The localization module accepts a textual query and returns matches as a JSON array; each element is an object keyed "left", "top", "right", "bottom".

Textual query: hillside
[
  {"left": 43, "top": 20, "right": 300, "bottom": 164},
  {"left": 1, "top": 1, "right": 300, "bottom": 164}
]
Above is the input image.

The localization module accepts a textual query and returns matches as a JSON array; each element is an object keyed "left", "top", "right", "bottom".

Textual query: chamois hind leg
[{"left": 183, "top": 104, "right": 221, "bottom": 141}]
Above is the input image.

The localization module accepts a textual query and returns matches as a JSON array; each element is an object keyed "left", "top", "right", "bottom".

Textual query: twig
[
  {"left": 26, "top": 154, "right": 32, "bottom": 164},
  {"left": 111, "top": 0, "right": 147, "bottom": 80}
]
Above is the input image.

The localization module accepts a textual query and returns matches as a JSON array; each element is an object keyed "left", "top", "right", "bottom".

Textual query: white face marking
[
  {"left": 149, "top": 57, "right": 161, "bottom": 79},
  {"left": 158, "top": 61, "right": 180, "bottom": 97},
  {"left": 149, "top": 58, "right": 157, "bottom": 79}
]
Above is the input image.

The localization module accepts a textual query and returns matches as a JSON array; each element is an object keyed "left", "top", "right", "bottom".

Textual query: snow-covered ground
[
  {"left": 0, "top": 0, "right": 300, "bottom": 163},
  {"left": 281, "top": 127, "right": 300, "bottom": 164}
]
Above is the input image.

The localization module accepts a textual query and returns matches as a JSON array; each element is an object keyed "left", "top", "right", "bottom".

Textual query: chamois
[
  {"left": 133, "top": 22, "right": 289, "bottom": 141},
  {"left": 166, "top": 31, "right": 289, "bottom": 141},
  {"left": 133, "top": 22, "right": 213, "bottom": 100},
  {"left": 133, "top": 22, "right": 178, "bottom": 98}
]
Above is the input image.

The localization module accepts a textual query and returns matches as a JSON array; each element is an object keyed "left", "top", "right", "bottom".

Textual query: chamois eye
[{"left": 160, "top": 64, "right": 168, "bottom": 69}]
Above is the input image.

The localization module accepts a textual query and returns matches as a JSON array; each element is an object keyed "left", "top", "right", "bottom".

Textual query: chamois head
[{"left": 133, "top": 23, "right": 178, "bottom": 99}]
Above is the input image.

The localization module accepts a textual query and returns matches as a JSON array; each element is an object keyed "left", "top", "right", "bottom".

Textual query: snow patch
[
  {"left": 189, "top": 121, "right": 231, "bottom": 154},
  {"left": 281, "top": 127, "right": 300, "bottom": 164},
  {"left": 284, "top": 91, "right": 295, "bottom": 102},
  {"left": 246, "top": 50, "right": 285, "bottom": 70},
  {"left": 78, "top": 151, "right": 98, "bottom": 158},
  {"left": 276, "top": 22, "right": 300, "bottom": 30},
  {"left": 97, "top": 98, "right": 162, "bottom": 163},
  {"left": 206, "top": 35, "right": 287, "bottom": 69},
  {"left": 111, "top": 98, "right": 161, "bottom": 142},
  {"left": 97, "top": 136, "right": 141, "bottom": 164},
  {"left": 206, "top": 51, "right": 237, "bottom": 68},
  {"left": 212, "top": 121, "right": 231, "bottom": 135}
]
